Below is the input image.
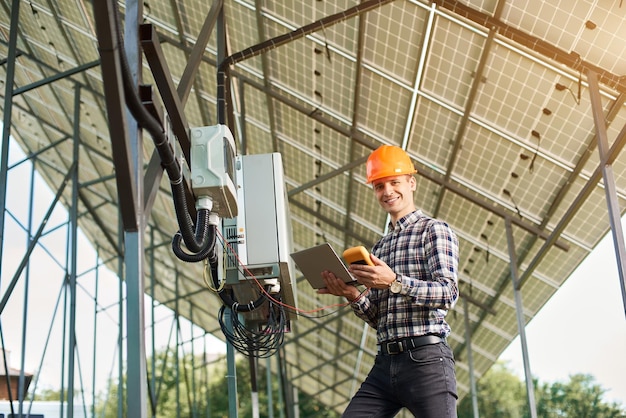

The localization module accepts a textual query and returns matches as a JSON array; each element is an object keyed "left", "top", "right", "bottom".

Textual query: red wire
[{"left": 215, "top": 229, "right": 368, "bottom": 316}]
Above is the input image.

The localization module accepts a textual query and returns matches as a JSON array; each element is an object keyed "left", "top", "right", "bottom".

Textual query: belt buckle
[{"left": 386, "top": 341, "right": 403, "bottom": 355}]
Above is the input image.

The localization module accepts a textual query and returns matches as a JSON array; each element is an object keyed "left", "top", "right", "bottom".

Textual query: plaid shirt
[{"left": 351, "top": 210, "right": 459, "bottom": 342}]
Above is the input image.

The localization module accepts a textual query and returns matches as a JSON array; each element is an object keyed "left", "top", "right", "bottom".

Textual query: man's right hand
[{"left": 318, "top": 270, "right": 362, "bottom": 302}]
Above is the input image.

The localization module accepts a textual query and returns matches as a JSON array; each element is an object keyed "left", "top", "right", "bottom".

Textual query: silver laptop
[{"left": 290, "top": 243, "right": 358, "bottom": 289}]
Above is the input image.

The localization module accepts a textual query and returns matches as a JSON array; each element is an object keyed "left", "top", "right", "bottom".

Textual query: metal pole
[
  {"left": 250, "top": 355, "right": 260, "bottom": 418},
  {"left": 225, "top": 309, "right": 239, "bottom": 418},
  {"left": 124, "top": 0, "right": 148, "bottom": 416},
  {"left": 505, "top": 218, "right": 537, "bottom": 418},
  {"left": 204, "top": 335, "right": 211, "bottom": 418},
  {"left": 276, "top": 353, "right": 285, "bottom": 418},
  {"left": 0, "top": 0, "right": 20, "bottom": 286},
  {"left": 61, "top": 249, "right": 68, "bottom": 418},
  {"left": 587, "top": 71, "right": 626, "bottom": 319},
  {"left": 462, "top": 298, "right": 479, "bottom": 418},
  {"left": 117, "top": 222, "right": 124, "bottom": 418},
  {"left": 66, "top": 83, "right": 82, "bottom": 418},
  {"left": 266, "top": 356, "right": 274, "bottom": 418},
  {"left": 190, "top": 307, "right": 198, "bottom": 417},
  {"left": 17, "top": 142, "right": 36, "bottom": 417},
  {"left": 150, "top": 226, "right": 157, "bottom": 418},
  {"left": 91, "top": 246, "right": 100, "bottom": 418},
  {"left": 175, "top": 272, "right": 181, "bottom": 418}
]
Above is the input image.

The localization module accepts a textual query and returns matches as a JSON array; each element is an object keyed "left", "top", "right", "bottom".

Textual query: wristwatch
[{"left": 389, "top": 274, "right": 403, "bottom": 294}]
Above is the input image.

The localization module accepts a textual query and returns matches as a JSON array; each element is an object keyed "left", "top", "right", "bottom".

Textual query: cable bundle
[{"left": 218, "top": 298, "right": 287, "bottom": 358}]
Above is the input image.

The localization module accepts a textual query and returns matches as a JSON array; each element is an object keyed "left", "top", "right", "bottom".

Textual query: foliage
[
  {"left": 458, "top": 362, "right": 626, "bottom": 418},
  {"left": 534, "top": 374, "right": 626, "bottom": 418},
  {"left": 457, "top": 361, "right": 528, "bottom": 418},
  {"left": 94, "top": 348, "right": 340, "bottom": 417},
  {"left": 32, "top": 387, "right": 69, "bottom": 401}
]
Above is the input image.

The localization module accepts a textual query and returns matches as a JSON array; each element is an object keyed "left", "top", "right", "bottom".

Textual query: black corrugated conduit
[
  {"left": 107, "top": 1, "right": 267, "bottom": 312},
  {"left": 108, "top": 0, "right": 213, "bottom": 261}
]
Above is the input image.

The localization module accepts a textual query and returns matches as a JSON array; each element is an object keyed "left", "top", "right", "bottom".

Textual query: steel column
[
  {"left": 0, "top": 0, "right": 20, "bottom": 287},
  {"left": 117, "top": 222, "right": 124, "bottom": 418},
  {"left": 149, "top": 227, "right": 157, "bottom": 417},
  {"left": 275, "top": 350, "right": 286, "bottom": 418},
  {"left": 587, "top": 71, "right": 626, "bottom": 319},
  {"left": 91, "top": 0, "right": 137, "bottom": 229},
  {"left": 266, "top": 356, "right": 275, "bottom": 418},
  {"left": 462, "top": 298, "right": 479, "bottom": 418},
  {"left": 505, "top": 218, "right": 537, "bottom": 418},
  {"left": 66, "top": 84, "right": 81, "bottom": 418},
  {"left": 16, "top": 141, "right": 36, "bottom": 417},
  {"left": 124, "top": 0, "right": 148, "bottom": 415},
  {"left": 225, "top": 309, "right": 239, "bottom": 418},
  {"left": 91, "top": 246, "right": 101, "bottom": 418}
]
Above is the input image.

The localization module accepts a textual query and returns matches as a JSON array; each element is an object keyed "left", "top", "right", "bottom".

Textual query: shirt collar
[{"left": 388, "top": 209, "right": 424, "bottom": 232}]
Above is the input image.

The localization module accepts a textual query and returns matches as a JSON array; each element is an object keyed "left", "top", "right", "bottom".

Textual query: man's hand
[
  {"left": 348, "top": 254, "right": 396, "bottom": 289},
  {"left": 317, "top": 271, "right": 362, "bottom": 302}
]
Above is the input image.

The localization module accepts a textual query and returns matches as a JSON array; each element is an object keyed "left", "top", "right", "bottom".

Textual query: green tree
[
  {"left": 534, "top": 374, "right": 625, "bottom": 418},
  {"left": 458, "top": 362, "right": 626, "bottom": 418},
  {"left": 458, "top": 362, "right": 527, "bottom": 418},
  {"left": 94, "top": 348, "right": 340, "bottom": 417}
]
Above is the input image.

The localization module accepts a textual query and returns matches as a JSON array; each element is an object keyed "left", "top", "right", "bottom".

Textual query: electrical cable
[
  {"left": 215, "top": 229, "right": 369, "bottom": 318},
  {"left": 202, "top": 257, "right": 225, "bottom": 293},
  {"left": 106, "top": 0, "right": 213, "bottom": 260},
  {"left": 217, "top": 295, "right": 287, "bottom": 358}
]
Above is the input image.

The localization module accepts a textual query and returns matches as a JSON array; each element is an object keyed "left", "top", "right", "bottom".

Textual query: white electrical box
[
  {"left": 189, "top": 125, "right": 238, "bottom": 218},
  {"left": 224, "top": 153, "right": 297, "bottom": 321}
]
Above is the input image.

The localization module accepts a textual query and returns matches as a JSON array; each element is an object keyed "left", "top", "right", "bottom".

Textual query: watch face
[{"left": 390, "top": 280, "right": 402, "bottom": 294}]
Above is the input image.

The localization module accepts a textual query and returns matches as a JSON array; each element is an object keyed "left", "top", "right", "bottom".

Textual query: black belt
[{"left": 378, "top": 335, "right": 444, "bottom": 355}]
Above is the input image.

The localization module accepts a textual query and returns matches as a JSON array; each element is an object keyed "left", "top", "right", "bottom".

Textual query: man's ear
[{"left": 409, "top": 175, "right": 416, "bottom": 191}]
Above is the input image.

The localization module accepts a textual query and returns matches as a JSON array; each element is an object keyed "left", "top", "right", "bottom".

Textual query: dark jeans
[{"left": 343, "top": 341, "right": 457, "bottom": 418}]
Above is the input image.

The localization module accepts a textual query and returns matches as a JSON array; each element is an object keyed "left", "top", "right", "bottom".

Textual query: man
[{"left": 319, "top": 145, "right": 459, "bottom": 417}]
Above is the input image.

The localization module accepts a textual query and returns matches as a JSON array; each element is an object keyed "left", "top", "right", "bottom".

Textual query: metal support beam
[
  {"left": 92, "top": 0, "right": 138, "bottom": 230},
  {"left": 253, "top": 0, "right": 280, "bottom": 153},
  {"left": 221, "top": 0, "right": 395, "bottom": 68},
  {"left": 124, "top": 1, "right": 148, "bottom": 417},
  {"left": 265, "top": 356, "right": 275, "bottom": 418},
  {"left": 505, "top": 218, "right": 537, "bottom": 418},
  {"left": 587, "top": 70, "right": 626, "bottom": 319},
  {"left": 17, "top": 142, "right": 36, "bottom": 417},
  {"left": 178, "top": 0, "right": 223, "bottom": 106},
  {"left": 12, "top": 60, "right": 100, "bottom": 96},
  {"left": 139, "top": 23, "right": 191, "bottom": 164},
  {"left": 0, "top": 0, "right": 21, "bottom": 285},
  {"left": 66, "top": 84, "right": 81, "bottom": 418},
  {"left": 462, "top": 298, "right": 479, "bottom": 418},
  {"left": 433, "top": 21, "right": 497, "bottom": 217},
  {"left": 139, "top": 83, "right": 196, "bottom": 219},
  {"left": 225, "top": 309, "right": 239, "bottom": 418}
]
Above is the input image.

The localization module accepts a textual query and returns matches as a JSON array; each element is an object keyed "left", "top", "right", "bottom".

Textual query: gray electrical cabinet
[{"left": 223, "top": 153, "right": 297, "bottom": 322}]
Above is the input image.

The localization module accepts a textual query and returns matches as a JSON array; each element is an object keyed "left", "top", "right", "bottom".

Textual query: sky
[{"left": 0, "top": 133, "right": 625, "bottom": 408}]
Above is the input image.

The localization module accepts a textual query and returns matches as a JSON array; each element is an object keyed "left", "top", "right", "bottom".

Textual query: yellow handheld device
[{"left": 343, "top": 246, "right": 374, "bottom": 266}]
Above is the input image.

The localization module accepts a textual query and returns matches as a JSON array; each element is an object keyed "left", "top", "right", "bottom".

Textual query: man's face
[{"left": 371, "top": 174, "right": 416, "bottom": 220}]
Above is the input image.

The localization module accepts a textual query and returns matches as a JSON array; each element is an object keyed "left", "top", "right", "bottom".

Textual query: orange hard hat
[{"left": 366, "top": 145, "right": 417, "bottom": 183}]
